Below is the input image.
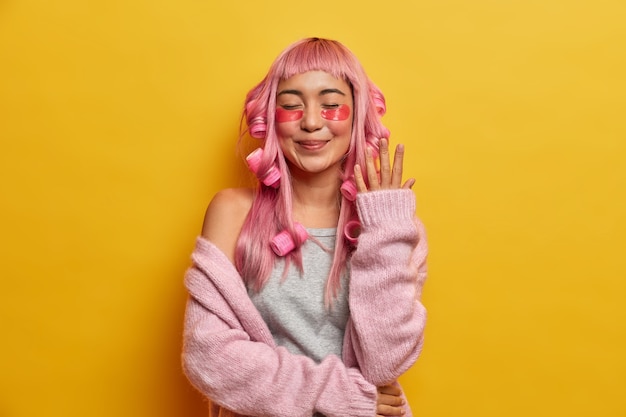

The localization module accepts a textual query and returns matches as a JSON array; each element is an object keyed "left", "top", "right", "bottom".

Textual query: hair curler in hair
[
  {"left": 340, "top": 178, "right": 357, "bottom": 201},
  {"left": 344, "top": 220, "right": 361, "bottom": 245},
  {"left": 248, "top": 118, "right": 267, "bottom": 139},
  {"left": 246, "top": 99, "right": 268, "bottom": 139},
  {"left": 246, "top": 148, "right": 281, "bottom": 188},
  {"left": 271, "top": 222, "right": 308, "bottom": 256}
]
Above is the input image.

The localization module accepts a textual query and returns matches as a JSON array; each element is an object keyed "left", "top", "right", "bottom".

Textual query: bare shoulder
[{"left": 201, "top": 188, "right": 254, "bottom": 262}]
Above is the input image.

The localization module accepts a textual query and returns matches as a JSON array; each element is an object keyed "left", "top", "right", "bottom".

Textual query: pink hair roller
[
  {"left": 263, "top": 166, "right": 281, "bottom": 188},
  {"left": 248, "top": 117, "right": 267, "bottom": 139},
  {"left": 344, "top": 220, "right": 361, "bottom": 245},
  {"left": 340, "top": 179, "right": 357, "bottom": 201},
  {"left": 246, "top": 148, "right": 281, "bottom": 188},
  {"left": 271, "top": 222, "right": 308, "bottom": 256},
  {"left": 246, "top": 100, "right": 267, "bottom": 139}
]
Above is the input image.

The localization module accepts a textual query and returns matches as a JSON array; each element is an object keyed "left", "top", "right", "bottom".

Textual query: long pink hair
[{"left": 235, "top": 37, "right": 390, "bottom": 305}]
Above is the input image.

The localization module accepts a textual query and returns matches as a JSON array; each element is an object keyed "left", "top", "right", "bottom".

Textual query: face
[{"left": 275, "top": 70, "right": 353, "bottom": 178}]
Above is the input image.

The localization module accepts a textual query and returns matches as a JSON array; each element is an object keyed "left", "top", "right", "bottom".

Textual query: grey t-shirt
[{"left": 248, "top": 228, "right": 350, "bottom": 363}]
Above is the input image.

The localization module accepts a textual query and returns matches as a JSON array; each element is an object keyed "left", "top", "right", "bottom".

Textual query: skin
[{"left": 202, "top": 70, "right": 414, "bottom": 416}]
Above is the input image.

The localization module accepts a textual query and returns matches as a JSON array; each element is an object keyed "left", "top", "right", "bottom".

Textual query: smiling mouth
[{"left": 296, "top": 140, "right": 330, "bottom": 151}]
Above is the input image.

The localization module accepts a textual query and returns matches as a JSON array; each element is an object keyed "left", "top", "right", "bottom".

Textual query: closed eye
[{"left": 280, "top": 104, "right": 303, "bottom": 110}]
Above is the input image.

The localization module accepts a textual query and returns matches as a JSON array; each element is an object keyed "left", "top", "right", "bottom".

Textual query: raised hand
[{"left": 354, "top": 138, "right": 415, "bottom": 193}]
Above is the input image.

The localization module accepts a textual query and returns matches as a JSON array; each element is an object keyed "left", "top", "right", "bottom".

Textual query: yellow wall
[{"left": 1, "top": 1, "right": 624, "bottom": 416}]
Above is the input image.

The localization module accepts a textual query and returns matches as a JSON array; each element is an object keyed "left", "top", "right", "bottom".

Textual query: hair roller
[
  {"left": 344, "top": 220, "right": 361, "bottom": 245},
  {"left": 340, "top": 178, "right": 357, "bottom": 201},
  {"left": 245, "top": 99, "right": 268, "bottom": 139},
  {"left": 248, "top": 118, "right": 267, "bottom": 139},
  {"left": 246, "top": 148, "right": 281, "bottom": 188},
  {"left": 271, "top": 223, "right": 308, "bottom": 256}
]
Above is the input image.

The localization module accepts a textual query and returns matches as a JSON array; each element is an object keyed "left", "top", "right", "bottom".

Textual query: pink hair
[{"left": 235, "top": 38, "right": 390, "bottom": 305}]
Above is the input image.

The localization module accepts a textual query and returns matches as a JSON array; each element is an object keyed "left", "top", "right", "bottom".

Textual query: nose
[{"left": 300, "top": 107, "right": 323, "bottom": 132}]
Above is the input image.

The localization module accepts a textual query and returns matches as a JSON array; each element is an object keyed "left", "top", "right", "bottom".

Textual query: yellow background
[{"left": 1, "top": 0, "right": 624, "bottom": 416}]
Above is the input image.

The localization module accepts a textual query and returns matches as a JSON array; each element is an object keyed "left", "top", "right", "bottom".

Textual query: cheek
[
  {"left": 327, "top": 116, "right": 353, "bottom": 138},
  {"left": 276, "top": 119, "right": 297, "bottom": 140},
  {"left": 331, "top": 122, "right": 352, "bottom": 138}
]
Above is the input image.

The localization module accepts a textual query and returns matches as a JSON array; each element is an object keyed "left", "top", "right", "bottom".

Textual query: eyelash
[
  {"left": 281, "top": 104, "right": 340, "bottom": 110},
  {"left": 281, "top": 105, "right": 302, "bottom": 110}
]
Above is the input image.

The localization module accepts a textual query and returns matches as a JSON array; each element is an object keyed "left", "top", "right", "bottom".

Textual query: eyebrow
[{"left": 277, "top": 88, "right": 347, "bottom": 97}]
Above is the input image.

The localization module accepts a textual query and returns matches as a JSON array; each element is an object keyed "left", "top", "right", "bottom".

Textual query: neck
[{"left": 290, "top": 169, "right": 342, "bottom": 228}]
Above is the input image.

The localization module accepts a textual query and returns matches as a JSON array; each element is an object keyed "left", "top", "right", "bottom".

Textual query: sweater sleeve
[
  {"left": 182, "top": 240, "right": 378, "bottom": 417},
  {"left": 346, "top": 189, "right": 428, "bottom": 386}
]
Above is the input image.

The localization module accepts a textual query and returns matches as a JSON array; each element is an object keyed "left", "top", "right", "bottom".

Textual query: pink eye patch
[
  {"left": 321, "top": 104, "right": 351, "bottom": 121},
  {"left": 275, "top": 104, "right": 351, "bottom": 123},
  {"left": 275, "top": 108, "right": 303, "bottom": 122}
]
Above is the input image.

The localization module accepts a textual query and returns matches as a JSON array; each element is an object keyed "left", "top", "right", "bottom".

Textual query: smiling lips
[{"left": 296, "top": 140, "right": 330, "bottom": 151}]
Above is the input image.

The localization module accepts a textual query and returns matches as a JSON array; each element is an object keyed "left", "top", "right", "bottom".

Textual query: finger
[
  {"left": 378, "top": 139, "right": 391, "bottom": 188},
  {"left": 377, "top": 384, "right": 402, "bottom": 397},
  {"left": 402, "top": 178, "right": 416, "bottom": 189},
  {"left": 354, "top": 164, "right": 367, "bottom": 193},
  {"left": 365, "top": 147, "right": 380, "bottom": 191},
  {"left": 390, "top": 143, "right": 405, "bottom": 188},
  {"left": 376, "top": 404, "right": 405, "bottom": 416},
  {"left": 377, "top": 393, "right": 404, "bottom": 407}
]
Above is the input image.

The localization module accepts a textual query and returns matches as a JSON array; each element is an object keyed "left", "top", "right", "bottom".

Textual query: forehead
[{"left": 277, "top": 70, "right": 352, "bottom": 95}]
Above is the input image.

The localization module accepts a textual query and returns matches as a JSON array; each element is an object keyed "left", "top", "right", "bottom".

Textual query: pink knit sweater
[{"left": 182, "top": 189, "right": 428, "bottom": 417}]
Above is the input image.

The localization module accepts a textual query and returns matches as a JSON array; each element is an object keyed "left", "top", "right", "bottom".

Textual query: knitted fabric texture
[{"left": 182, "top": 189, "right": 428, "bottom": 417}]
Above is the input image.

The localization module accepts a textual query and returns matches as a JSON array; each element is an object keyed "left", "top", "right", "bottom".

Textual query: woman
[{"left": 182, "top": 38, "right": 428, "bottom": 417}]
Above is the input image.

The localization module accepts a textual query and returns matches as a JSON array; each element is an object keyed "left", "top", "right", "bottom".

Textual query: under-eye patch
[
  {"left": 321, "top": 104, "right": 351, "bottom": 121},
  {"left": 275, "top": 108, "right": 303, "bottom": 122}
]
